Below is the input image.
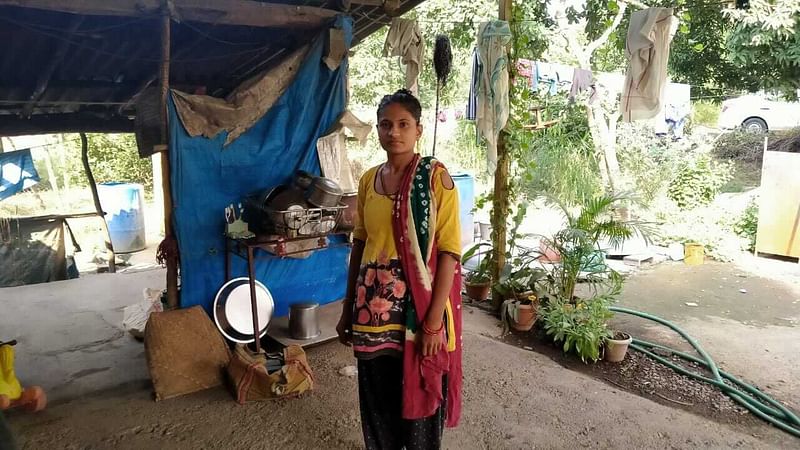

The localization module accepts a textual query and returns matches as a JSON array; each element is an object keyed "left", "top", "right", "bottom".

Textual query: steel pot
[
  {"left": 306, "top": 176, "right": 343, "bottom": 208},
  {"left": 289, "top": 303, "right": 320, "bottom": 340}
]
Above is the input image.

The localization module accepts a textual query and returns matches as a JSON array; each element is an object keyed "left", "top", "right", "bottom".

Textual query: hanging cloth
[
  {"left": 621, "top": 7, "right": 679, "bottom": 122},
  {"left": 383, "top": 18, "right": 424, "bottom": 96},
  {"left": 0, "top": 149, "right": 40, "bottom": 202},
  {"left": 475, "top": 21, "right": 512, "bottom": 172},
  {"left": 465, "top": 48, "right": 479, "bottom": 121},
  {"left": 316, "top": 110, "right": 372, "bottom": 193}
]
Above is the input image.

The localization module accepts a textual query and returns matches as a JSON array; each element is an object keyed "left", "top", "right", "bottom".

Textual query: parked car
[{"left": 718, "top": 94, "right": 800, "bottom": 133}]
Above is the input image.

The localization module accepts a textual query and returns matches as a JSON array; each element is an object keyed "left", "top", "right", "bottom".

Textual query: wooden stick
[{"left": 80, "top": 132, "right": 116, "bottom": 273}]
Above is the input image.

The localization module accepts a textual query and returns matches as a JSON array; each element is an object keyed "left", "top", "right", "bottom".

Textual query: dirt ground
[
  {"left": 612, "top": 258, "right": 800, "bottom": 412},
  {"left": 6, "top": 306, "right": 798, "bottom": 450}
]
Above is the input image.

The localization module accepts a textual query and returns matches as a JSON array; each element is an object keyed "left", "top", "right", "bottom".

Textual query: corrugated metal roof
[{"left": 0, "top": 0, "right": 425, "bottom": 135}]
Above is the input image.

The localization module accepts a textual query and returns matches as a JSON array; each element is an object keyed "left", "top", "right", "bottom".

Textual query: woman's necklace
[{"left": 379, "top": 164, "right": 399, "bottom": 200}]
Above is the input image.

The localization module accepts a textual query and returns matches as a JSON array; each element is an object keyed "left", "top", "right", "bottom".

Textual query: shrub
[
  {"left": 541, "top": 296, "right": 613, "bottom": 363},
  {"left": 733, "top": 197, "right": 759, "bottom": 252},
  {"left": 691, "top": 100, "right": 721, "bottom": 128},
  {"left": 667, "top": 154, "right": 734, "bottom": 209}
]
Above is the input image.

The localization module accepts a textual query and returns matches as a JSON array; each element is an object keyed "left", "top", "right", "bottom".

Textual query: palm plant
[{"left": 539, "top": 192, "right": 651, "bottom": 302}]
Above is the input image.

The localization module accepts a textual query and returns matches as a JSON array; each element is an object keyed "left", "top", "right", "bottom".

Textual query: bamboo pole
[
  {"left": 160, "top": 4, "right": 179, "bottom": 309},
  {"left": 80, "top": 132, "right": 116, "bottom": 273},
  {"left": 490, "top": 0, "right": 513, "bottom": 311}
]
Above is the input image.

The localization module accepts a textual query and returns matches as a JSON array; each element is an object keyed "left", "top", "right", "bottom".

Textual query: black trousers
[{"left": 357, "top": 356, "right": 445, "bottom": 450}]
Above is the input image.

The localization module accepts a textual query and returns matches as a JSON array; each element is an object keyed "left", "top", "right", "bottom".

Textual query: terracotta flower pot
[
  {"left": 465, "top": 281, "right": 491, "bottom": 301},
  {"left": 510, "top": 301, "right": 538, "bottom": 331},
  {"left": 605, "top": 332, "right": 632, "bottom": 363}
]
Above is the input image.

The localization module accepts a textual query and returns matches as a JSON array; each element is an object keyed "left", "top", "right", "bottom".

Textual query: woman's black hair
[{"left": 377, "top": 88, "right": 422, "bottom": 123}]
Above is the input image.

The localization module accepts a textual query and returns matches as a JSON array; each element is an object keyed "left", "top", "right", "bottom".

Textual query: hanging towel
[
  {"left": 383, "top": 18, "right": 424, "bottom": 96},
  {"left": 466, "top": 48, "right": 479, "bottom": 121},
  {"left": 621, "top": 7, "right": 679, "bottom": 122},
  {"left": 476, "top": 20, "right": 512, "bottom": 172},
  {"left": 0, "top": 149, "right": 40, "bottom": 201},
  {"left": 316, "top": 110, "right": 371, "bottom": 193},
  {"left": 569, "top": 68, "right": 597, "bottom": 103}
]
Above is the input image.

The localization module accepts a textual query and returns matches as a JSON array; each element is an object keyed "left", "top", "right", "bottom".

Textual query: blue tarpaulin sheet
[
  {"left": 169, "top": 17, "right": 353, "bottom": 317},
  {"left": 0, "top": 149, "right": 40, "bottom": 201}
]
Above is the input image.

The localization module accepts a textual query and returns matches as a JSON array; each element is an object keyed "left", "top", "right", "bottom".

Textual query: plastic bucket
[
  {"left": 452, "top": 173, "right": 475, "bottom": 248},
  {"left": 97, "top": 182, "right": 146, "bottom": 253},
  {"left": 684, "top": 243, "right": 705, "bottom": 266}
]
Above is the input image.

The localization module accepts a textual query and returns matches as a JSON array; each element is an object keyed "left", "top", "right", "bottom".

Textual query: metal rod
[
  {"left": 80, "top": 132, "right": 116, "bottom": 273},
  {"left": 247, "top": 247, "right": 261, "bottom": 353}
]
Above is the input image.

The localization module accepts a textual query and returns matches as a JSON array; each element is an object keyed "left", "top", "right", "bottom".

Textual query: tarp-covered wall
[
  {"left": 169, "top": 17, "right": 353, "bottom": 316},
  {"left": 0, "top": 216, "right": 66, "bottom": 287}
]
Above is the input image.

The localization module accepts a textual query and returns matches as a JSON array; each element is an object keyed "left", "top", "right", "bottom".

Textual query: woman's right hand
[{"left": 336, "top": 311, "right": 353, "bottom": 346}]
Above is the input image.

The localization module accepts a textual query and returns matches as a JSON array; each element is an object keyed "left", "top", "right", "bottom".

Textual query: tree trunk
[
  {"left": 42, "top": 147, "right": 62, "bottom": 206},
  {"left": 80, "top": 132, "right": 116, "bottom": 273},
  {"left": 490, "top": 0, "right": 513, "bottom": 311}
]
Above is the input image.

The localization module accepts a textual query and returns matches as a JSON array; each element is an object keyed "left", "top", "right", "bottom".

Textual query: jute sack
[
  {"left": 144, "top": 306, "right": 230, "bottom": 401},
  {"left": 227, "top": 344, "right": 313, "bottom": 403}
]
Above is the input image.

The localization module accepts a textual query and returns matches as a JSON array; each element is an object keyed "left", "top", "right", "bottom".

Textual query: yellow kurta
[{"left": 351, "top": 163, "right": 461, "bottom": 359}]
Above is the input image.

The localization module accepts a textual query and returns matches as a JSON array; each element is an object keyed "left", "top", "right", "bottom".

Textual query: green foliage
[
  {"left": 462, "top": 241, "right": 493, "bottom": 284},
  {"left": 50, "top": 133, "right": 153, "bottom": 191},
  {"left": 541, "top": 295, "right": 614, "bottom": 363},
  {"left": 535, "top": 192, "right": 646, "bottom": 363},
  {"left": 615, "top": 123, "right": 685, "bottom": 206},
  {"left": 667, "top": 155, "right": 734, "bottom": 209},
  {"left": 539, "top": 193, "right": 646, "bottom": 302},
  {"left": 726, "top": 0, "right": 800, "bottom": 94},
  {"left": 515, "top": 94, "right": 602, "bottom": 207},
  {"left": 691, "top": 101, "right": 721, "bottom": 128},
  {"left": 733, "top": 197, "right": 759, "bottom": 252}
]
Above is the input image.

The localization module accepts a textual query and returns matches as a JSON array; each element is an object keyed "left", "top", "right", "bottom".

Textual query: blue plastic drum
[
  {"left": 451, "top": 173, "right": 475, "bottom": 249},
  {"left": 97, "top": 182, "right": 146, "bottom": 253}
]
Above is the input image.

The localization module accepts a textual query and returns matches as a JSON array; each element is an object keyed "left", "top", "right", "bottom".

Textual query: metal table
[{"left": 224, "top": 232, "right": 350, "bottom": 352}]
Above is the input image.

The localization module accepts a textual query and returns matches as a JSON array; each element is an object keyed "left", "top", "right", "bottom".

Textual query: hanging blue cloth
[
  {"left": 169, "top": 16, "right": 353, "bottom": 316},
  {"left": 0, "top": 149, "right": 40, "bottom": 201}
]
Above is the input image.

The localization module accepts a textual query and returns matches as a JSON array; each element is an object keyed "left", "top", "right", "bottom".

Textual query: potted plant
[
  {"left": 462, "top": 242, "right": 493, "bottom": 301},
  {"left": 604, "top": 331, "right": 633, "bottom": 362},
  {"left": 537, "top": 194, "right": 649, "bottom": 362},
  {"left": 497, "top": 250, "right": 547, "bottom": 332}
]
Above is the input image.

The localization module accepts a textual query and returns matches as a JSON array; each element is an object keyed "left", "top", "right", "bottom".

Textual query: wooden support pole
[
  {"left": 80, "top": 132, "right": 116, "bottom": 273},
  {"left": 490, "top": 0, "right": 513, "bottom": 311},
  {"left": 160, "top": 5, "right": 180, "bottom": 309}
]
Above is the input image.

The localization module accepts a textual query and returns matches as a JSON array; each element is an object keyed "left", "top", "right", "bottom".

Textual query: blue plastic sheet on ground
[{"left": 169, "top": 17, "right": 353, "bottom": 317}]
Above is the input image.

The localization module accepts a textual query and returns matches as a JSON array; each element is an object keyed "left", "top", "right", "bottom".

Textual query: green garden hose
[{"left": 609, "top": 306, "right": 800, "bottom": 438}]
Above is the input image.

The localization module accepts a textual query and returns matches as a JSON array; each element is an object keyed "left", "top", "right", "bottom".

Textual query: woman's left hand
[{"left": 419, "top": 321, "right": 444, "bottom": 357}]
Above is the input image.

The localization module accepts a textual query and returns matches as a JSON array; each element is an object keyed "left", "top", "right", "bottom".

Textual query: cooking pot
[
  {"left": 289, "top": 303, "right": 320, "bottom": 340},
  {"left": 306, "top": 177, "right": 343, "bottom": 208}
]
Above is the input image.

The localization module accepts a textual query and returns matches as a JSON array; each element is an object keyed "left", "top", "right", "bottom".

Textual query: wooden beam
[
  {"left": 80, "top": 132, "right": 116, "bottom": 273},
  {"left": 22, "top": 17, "right": 85, "bottom": 117},
  {"left": 0, "top": 113, "right": 134, "bottom": 136},
  {"left": 0, "top": 0, "right": 337, "bottom": 28}
]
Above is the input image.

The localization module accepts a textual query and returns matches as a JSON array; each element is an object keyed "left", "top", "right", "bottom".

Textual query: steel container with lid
[{"left": 306, "top": 177, "right": 343, "bottom": 208}]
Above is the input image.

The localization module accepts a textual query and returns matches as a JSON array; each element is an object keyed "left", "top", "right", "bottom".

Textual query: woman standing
[{"left": 336, "top": 89, "right": 463, "bottom": 450}]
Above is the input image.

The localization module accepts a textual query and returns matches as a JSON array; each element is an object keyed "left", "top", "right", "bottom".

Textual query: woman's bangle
[{"left": 422, "top": 320, "right": 444, "bottom": 336}]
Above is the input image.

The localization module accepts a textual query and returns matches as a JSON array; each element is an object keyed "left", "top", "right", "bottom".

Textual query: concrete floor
[
  {"left": 6, "top": 308, "right": 797, "bottom": 449},
  {"left": 0, "top": 268, "right": 165, "bottom": 402}
]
